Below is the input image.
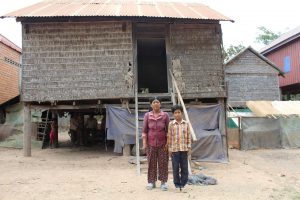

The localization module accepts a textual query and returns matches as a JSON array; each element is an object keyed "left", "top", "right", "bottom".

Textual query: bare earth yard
[{"left": 0, "top": 141, "right": 300, "bottom": 200}]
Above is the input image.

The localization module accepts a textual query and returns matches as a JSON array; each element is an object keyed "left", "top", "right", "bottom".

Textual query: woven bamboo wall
[
  {"left": 170, "top": 23, "right": 226, "bottom": 98},
  {"left": 21, "top": 21, "right": 134, "bottom": 102},
  {"left": 225, "top": 49, "right": 280, "bottom": 107}
]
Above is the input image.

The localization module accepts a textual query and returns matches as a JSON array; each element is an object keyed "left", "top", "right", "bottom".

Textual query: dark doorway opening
[{"left": 137, "top": 39, "right": 168, "bottom": 93}]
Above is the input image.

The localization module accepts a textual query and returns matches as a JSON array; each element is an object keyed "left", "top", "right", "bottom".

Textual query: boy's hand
[{"left": 188, "top": 148, "right": 192, "bottom": 156}]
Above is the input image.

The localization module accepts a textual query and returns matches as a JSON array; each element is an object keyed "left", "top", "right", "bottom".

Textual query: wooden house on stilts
[{"left": 3, "top": 0, "right": 233, "bottom": 164}]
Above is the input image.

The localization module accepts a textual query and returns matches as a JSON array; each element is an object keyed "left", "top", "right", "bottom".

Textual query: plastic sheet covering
[
  {"left": 106, "top": 104, "right": 228, "bottom": 163},
  {"left": 188, "top": 105, "right": 227, "bottom": 162},
  {"left": 106, "top": 106, "right": 143, "bottom": 153},
  {"left": 280, "top": 117, "right": 300, "bottom": 148},
  {"left": 241, "top": 118, "right": 281, "bottom": 150},
  {"left": 240, "top": 117, "right": 300, "bottom": 150}
]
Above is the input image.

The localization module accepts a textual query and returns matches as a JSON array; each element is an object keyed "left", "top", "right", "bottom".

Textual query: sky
[{"left": 0, "top": 0, "right": 299, "bottom": 51}]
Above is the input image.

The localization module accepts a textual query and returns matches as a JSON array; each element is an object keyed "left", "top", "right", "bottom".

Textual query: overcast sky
[{"left": 0, "top": 0, "right": 299, "bottom": 51}]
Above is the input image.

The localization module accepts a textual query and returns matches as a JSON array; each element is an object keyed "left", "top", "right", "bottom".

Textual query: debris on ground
[
  {"left": 188, "top": 173, "right": 217, "bottom": 185},
  {"left": 128, "top": 156, "right": 147, "bottom": 165}
]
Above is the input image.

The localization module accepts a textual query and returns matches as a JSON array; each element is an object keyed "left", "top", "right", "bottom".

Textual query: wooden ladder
[{"left": 36, "top": 110, "right": 50, "bottom": 149}]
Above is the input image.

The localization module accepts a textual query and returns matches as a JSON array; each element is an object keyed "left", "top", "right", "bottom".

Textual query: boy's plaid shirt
[{"left": 167, "top": 119, "right": 191, "bottom": 152}]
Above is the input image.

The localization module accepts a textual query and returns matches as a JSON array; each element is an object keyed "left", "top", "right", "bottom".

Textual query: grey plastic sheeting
[
  {"left": 188, "top": 105, "right": 227, "bottom": 162},
  {"left": 281, "top": 118, "right": 300, "bottom": 148},
  {"left": 106, "top": 104, "right": 228, "bottom": 163},
  {"left": 106, "top": 106, "right": 143, "bottom": 153},
  {"left": 241, "top": 117, "right": 300, "bottom": 150}
]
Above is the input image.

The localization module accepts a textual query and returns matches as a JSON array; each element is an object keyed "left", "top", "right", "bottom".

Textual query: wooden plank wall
[
  {"left": 225, "top": 49, "right": 280, "bottom": 107},
  {"left": 0, "top": 43, "right": 21, "bottom": 104},
  {"left": 169, "top": 23, "right": 225, "bottom": 99},
  {"left": 21, "top": 21, "right": 134, "bottom": 102}
]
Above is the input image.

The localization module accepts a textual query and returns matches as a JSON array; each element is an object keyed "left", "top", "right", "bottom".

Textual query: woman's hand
[
  {"left": 164, "top": 144, "right": 168, "bottom": 152},
  {"left": 142, "top": 143, "right": 147, "bottom": 150}
]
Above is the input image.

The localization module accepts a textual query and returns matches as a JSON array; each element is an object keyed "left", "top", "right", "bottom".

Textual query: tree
[
  {"left": 255, "top": 26, "right": 281, "bottom": 45},
  {"left": 223, "top": 44, "right": 245, "bottom": 62}
]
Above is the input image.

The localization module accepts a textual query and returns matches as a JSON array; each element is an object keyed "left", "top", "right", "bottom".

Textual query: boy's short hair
[
  {"left": 149, "top": 96, "right": 161, "bottom": 104},
  {"left": 171, "top": 104, "right": 183, "bottom": 113}
]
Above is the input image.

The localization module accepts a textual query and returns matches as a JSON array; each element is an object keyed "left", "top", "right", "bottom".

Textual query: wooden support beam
[
  {"left": 218, "top": 98, "right": 229, "bottom": 161},
  {"left": 52, "top": 112, "right": 58, "bottom": 147},
  {"left": 123, "top": 145, "right": 131, "bottom": 156},
  {"left": 121, "top": 99, "right": 132, "bottom": 156},
  {"left": 23, "top": 103, "right": 32, "bottom": 157}
]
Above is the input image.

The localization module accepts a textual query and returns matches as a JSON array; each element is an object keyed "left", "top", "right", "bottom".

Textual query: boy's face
[{"left": 173, "top": 109, "right": 183, "bottom": 121}]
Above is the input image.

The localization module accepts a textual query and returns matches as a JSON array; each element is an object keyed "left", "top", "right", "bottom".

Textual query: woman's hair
[
  {"left": 149, "top": 96, "right": 161, "bottom": 104},
  {"left": 171, "top": 104, "right": 183, "bottom": 113}
]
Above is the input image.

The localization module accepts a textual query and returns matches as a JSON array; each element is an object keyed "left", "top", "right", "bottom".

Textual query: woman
[{"left": 142, "top": 97, "right": 170, "bottom": 191}]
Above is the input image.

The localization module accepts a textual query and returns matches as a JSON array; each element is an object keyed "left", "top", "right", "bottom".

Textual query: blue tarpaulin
[{"left": 106, "top": 104, "right": 227, "bottom": 162}]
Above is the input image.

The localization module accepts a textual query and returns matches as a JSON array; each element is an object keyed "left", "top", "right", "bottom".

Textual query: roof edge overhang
[
  {"left": 1, "top": 15, "right": 233, "bottom": 23},
  {"left": 225, "top": 46, "right": 285, "bottom": 77},
  {"left": 261, "top": 32, "right": 300, "bottom": 55}
]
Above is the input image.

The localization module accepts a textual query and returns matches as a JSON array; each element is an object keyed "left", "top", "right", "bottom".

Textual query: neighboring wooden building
[
  {"left": 0, "top": 34, "right": 21, "bottom": 123},
  {"left": 260, "top": 26, "right": 300, "bottom": 100},
  {"left": 0, "top": 34, "right": 21, "bottom": 105},
  {"left": 225, "top": 46, "right": 284, "bottom": 107},
  {"left": 3, "top": 0, "right": 232, "bottom": 156}
]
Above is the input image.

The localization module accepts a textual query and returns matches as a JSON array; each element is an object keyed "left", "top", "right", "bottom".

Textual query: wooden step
[{"left": 137, "top": 93, "right": 171, "bottom": 98}]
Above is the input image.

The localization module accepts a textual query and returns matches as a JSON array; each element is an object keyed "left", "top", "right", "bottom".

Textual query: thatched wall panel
[{"left": 22, "top": 21, "right": 134, "bottom": 102}]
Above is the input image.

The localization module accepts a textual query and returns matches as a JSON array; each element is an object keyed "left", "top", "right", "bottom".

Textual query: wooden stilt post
[
  {"left": 121, "top": 99, "right": 131, "bottom": 156},
  {"left": 23, "top": 103, "right": 31, "bottom": 157},
  {"left": 218, "top": 98, "right": 229, "bottom": 160},
  {"left": 52, "top": 112, "right": 58, "bottom": 147}
]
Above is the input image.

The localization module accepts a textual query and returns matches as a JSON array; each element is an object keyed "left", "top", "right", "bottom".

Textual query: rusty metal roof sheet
[
  {"left": 0, "top": 34, "right": 21, "bottom": 53},
  {"left": 2, "top": 0, "right": 233, "bottom": 22}
]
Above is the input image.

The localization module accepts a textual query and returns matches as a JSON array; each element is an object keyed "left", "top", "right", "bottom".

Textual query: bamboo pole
[
  {"left": 135, "top": 88, "right": 140, "bottom": 175},
  {"left": 169, "top": 70, "right": 197, "bottom": 141},
  {"left": 133, "top": 23, "right": 140, "bottom": 175}
]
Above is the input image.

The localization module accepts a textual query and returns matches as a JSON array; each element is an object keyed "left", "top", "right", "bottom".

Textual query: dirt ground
[{"left": 0, "top": 134, "right": 300, "bottom": 200}]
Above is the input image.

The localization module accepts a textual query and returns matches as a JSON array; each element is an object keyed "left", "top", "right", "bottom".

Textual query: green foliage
[
  {"left": 223, "top": 44, "right": 245, "bottom": 62},
  {"left": 255, "top": 26, "right": 281, "bottom": 45}
]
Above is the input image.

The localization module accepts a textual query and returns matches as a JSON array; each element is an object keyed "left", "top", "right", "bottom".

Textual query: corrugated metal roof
[
  {"left": 0, "top": 34, "right": 21, "bottom": 53},
  {"left": 2, "top": 0, "right": 233, "bottom": 22},
  {"left": 260, "top": 26, "right": 300, "bottom": 54}
]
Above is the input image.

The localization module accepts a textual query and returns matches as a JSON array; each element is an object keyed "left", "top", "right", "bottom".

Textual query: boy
[{"left": 167, "top": 104, "right": 191, "bottom": 191}]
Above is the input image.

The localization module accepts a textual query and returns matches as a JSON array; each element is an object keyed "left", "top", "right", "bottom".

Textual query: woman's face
[{"left": 151, "top": 99, "right": 161, "bottom": 111}]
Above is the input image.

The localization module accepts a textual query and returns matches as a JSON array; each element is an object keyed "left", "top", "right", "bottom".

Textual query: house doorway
[{"left": 137, "top": 38, "right": 168, "bottom": 93}]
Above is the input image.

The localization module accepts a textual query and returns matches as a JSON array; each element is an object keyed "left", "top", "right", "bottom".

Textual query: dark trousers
[{"left": 171, "top": 151, "right": 188, "bottom": 188}]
